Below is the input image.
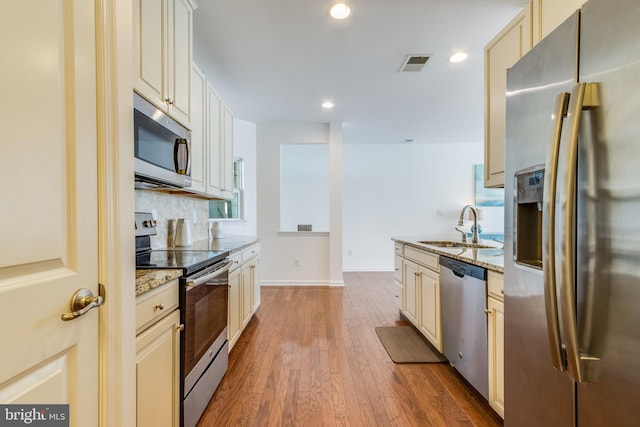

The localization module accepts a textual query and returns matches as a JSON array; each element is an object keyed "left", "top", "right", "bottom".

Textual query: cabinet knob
[
  {"left": 155, "top": 303, "right": 164, "bottom": 311},
  {"left": 177, "top": 324, "right": 185, "bottom": 331},
  {"left": 484, "top": 309, "right": 491, "bottom": 314}
]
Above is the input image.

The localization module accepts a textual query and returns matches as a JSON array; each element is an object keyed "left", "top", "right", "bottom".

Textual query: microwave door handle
[
  {"left": 174, "top": 138, "right": 190, "bottom": 175},
  {"left": 559, "top": 83, "right": 600, "bottom": 383},
  {"left": 185, "top": 260, "right": 232, "bottom": 289},
  {"left": 543, "top": 91, "right": 570, "bottom": 372}
]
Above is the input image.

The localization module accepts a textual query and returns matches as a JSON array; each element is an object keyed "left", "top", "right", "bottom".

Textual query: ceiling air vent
[{"left": 399, "top": 55, "right": 431, "bottom": 72}]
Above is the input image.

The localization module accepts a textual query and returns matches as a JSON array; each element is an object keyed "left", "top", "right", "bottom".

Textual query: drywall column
[{"left": 329, "top": 122, "right": 344, "bottom": 286}]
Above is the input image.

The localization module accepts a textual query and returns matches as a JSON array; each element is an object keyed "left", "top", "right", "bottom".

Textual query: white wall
[
  {"left": 257, "top": 123, "right": 335, "bottom": 285},
  {"left": 342, "top": 142, "right": 485, "bottom": 271}
]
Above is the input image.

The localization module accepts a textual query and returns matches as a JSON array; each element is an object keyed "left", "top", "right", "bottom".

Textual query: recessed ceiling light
[
  {"left": 322, "top": 101, "right": 334, "bottom": 109},
  {"left": 449, "top": 52, "right": 468, "bottom": 63},
  {"left": 330, "top": 3, "right": 351, "bottom": 20}
]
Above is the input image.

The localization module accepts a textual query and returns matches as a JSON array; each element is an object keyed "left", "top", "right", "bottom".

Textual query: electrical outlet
[
  {"left": 192, "top": 211, "right": 198, "bottom": 225},
  {"left": 348, "top": 249, "right": 352, "bottom": 256},
  {"left": 436, "top": 208, "right": 444, "bottom": 217}
]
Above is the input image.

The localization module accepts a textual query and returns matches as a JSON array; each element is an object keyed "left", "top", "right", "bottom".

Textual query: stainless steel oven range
[{"left": 135, "top": 212, "right": 230, "bottom": 427}]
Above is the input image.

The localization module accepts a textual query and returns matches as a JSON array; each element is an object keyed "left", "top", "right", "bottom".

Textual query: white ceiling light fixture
[
  {"left": 322, "top": 101, "right": 335, "bottom": 109},
  {"left": 449, "top": 52, "right": 468, "bottom": 63},
  {"left": 329, "top": 3, "right": 351, "bottom": 20}
]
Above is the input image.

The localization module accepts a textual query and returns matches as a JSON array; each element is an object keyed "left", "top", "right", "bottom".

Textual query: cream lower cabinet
[
  {"left": 393, "top": 254, "right": 403, "bottom": 309},
  {"left": 228, "top": 244, "right": 261, "bottom": 350},
  {"left": 136, "top": 280, "right": 181, "bottom": 427},
  {"left": 403, "top": 259, "right": 420, "bottom": 326},
  {"left": 487, "top": 271, "right": 505, "bottom": 418},
  {"left": 418, "top": 266, "right": 441, "bottom": 352},
  {"left": 398, "top": 244, "right": 442, "bottom": 352}
]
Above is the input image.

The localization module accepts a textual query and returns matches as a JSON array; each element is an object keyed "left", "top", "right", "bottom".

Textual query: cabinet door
[
  {"left": 133, "top": 0, "right": 167, "bottom": 109},
  {"left": 241, "top": 262, "right": 253, "bottom": 328},
  {"left": 532, "top": 0, "right": 585, "bottom": 43},
  {"left": 402, "top": 260, "right": 419, "bottom": 327},
  {"left": 167, "top": 0, "right": 193, "bottom": 126},
  {"left": 484, "top": 5, "right": 532, "bottom": 188},
  {"left": 251, "top": 257, "right": 261, "bottom": 312},
  {"left": 228, "top": 267, "right": 241, "bottom": 349},
  {"left": 418, "top": 267, "right": 442, "bottom": 352},
  {"left": 488, "top": 297, "right": 505, "bottom": 418},
  {"left": 189, "top": 64, "right": 207, "bottom": 193},
  {"left": 136, "top": 310, "right": 181, "bottom": 427},
  {"left": 221, "top": 105, "right": 234, "bottom": 199},
  {"left": 206, "top": 84, "right": 222, "bottom": 196}
]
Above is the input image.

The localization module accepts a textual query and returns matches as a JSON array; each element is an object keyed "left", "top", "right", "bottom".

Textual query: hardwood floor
[{"left": 198, "top": 272, "right": 502, "bottom": 427}]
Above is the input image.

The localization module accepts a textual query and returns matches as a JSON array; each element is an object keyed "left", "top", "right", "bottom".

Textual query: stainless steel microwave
[{"left": 134, "top": 92, "right": 191, "bottom": 188}]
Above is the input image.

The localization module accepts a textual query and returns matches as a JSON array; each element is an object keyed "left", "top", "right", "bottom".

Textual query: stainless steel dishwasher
[{"left": 439, "top": 256, "right": 488, "bottom": 399}]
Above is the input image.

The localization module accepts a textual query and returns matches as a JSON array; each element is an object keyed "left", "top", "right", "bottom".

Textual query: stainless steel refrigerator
[{"left": 504, "top": 0, "right": 640, "bottom": 425}]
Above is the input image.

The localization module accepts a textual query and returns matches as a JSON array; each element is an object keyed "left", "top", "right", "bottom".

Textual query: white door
[{"left": 0, "top": 0, "right": 100, "bottom": 424}]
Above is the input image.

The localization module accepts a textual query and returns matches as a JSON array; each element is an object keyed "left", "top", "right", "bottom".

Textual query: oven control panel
[{"left": 135, "top": 212, "right": 158, "bottom": 237}]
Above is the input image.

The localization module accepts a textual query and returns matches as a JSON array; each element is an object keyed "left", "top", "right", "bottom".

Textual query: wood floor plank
[{"left": 196, "top": 273, "right": 502, "bottom": 426}]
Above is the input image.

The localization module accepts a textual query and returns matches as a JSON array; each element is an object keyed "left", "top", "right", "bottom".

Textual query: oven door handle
[{"left": 185, "top": 260, "right": 232, "bottom": 290}]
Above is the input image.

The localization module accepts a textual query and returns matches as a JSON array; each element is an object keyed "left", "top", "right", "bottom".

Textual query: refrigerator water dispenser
[{"left": 515, "top": 167, "right": 545, "bottom": 269}]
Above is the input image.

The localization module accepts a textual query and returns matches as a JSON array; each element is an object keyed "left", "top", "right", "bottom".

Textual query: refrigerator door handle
[
  {"left": 559, "top": 82, "right": 601, "bottom": 383},
  {"left": 542, "top": 92, "right": 570, "bottom": 372}
]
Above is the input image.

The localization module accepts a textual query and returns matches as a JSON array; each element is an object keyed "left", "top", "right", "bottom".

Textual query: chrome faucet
[{"left": 457, "top": 204, "right": 479, "bottom": 244}]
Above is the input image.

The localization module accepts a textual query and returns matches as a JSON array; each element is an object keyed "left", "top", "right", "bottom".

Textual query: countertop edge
[
  {"left": 392, "top": 237, "right": 504, "bottom": 273},
  {"left": 136, "top": 236, "right": 260, "bottom": 297}
]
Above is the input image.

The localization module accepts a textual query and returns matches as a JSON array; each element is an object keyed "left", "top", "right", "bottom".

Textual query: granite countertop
[
  {"left": 136, "top": 235, "right": 260, "bottom": 297},
  {"left": 135, "top": 269, "right": 183, "bottom": 297},
  {"left": 392, "top": 236, "right": 504, "bottom": 273}
]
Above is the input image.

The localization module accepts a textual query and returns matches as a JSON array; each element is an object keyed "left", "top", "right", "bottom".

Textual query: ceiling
[{"left": 193, "top": 0, "right": 528, "bottom": 145}]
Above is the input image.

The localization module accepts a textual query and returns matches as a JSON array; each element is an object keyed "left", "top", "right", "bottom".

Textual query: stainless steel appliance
[
  {"left": 135, "top": 212, "right": 230, "bottom": 427},
  {"left": 439, "top": 256, "right": 488, "bottom": 399},
  {"left": 504, "top": 0, "right": 640, "bottom": 425},
  {"left": 134, "top": 92, "right": 191, "bottom": 188}
]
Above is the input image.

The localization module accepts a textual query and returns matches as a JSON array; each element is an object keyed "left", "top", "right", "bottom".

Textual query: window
[{"left": 209, "top": 158, "right": 244, "bottom": 220}]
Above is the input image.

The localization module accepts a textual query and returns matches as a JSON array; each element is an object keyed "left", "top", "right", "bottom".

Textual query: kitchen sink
[{"left": 418, "top": 240, "right": 495, "bottom": 249}]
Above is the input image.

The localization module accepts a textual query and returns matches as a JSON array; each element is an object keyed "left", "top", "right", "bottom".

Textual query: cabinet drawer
[
  {"left": 242, "top": 244, "right": 260, "bottom": 263},
  {"left": 394, "top": 243, "right": 403, "bottom": 256},
  {"left": 488, "top": 270, "right": 504, "bottom": 301},
  {"left": 394, "top": 255, "right": 403, "bottom": 282},
  {"left": 404, "top": 246, "right": 439, "bottom": 272},
  {"left": 229, "top": 251, "right": 242, "bottom": 272},
  {"left": 136, "top": 279, "right": 179, "bottom": 334}
]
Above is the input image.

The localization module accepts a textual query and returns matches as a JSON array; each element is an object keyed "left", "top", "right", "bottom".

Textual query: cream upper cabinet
[
  {"left": 133, "top": 0, "right": 195, "bottom": 128},
  {"left": 189, "top": 63, "right": 207, "bottom": 194},
  {"left": 206, "top": 83, "right": 223, "bottom": 196},
  {"left": 484, "top": 4, "right": 533, "bottom": 188},
  {"left": 188, "top": 65, "right": 234, "bottom": 200},
  {"left": 221, "top": 105, "right": 235, "bottom": 199},
  {"left": 532, "top": 0, "right": 586, "bottom": 43}
]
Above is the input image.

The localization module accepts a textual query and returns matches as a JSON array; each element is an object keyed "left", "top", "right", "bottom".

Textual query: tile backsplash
[{"left": 135, "top": 190, "right": 209, "bottom": 249}]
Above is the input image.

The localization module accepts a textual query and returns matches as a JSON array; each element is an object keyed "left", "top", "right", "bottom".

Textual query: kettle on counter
[{"left": 174, "top": 218, "right": 192, "bottom": 247}]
